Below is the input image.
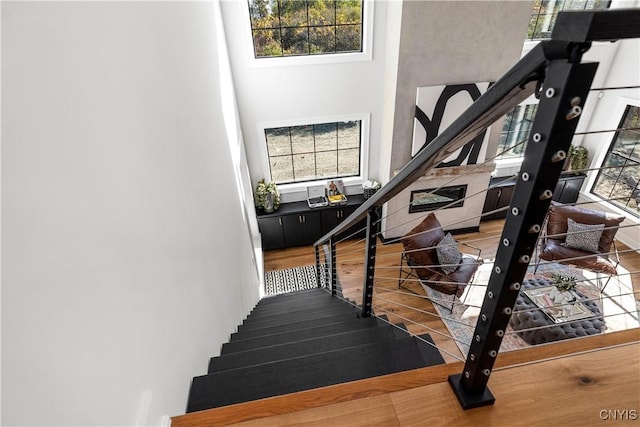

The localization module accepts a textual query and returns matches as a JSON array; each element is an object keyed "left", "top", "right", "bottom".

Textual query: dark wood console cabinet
[
  {"left": 257, "top": 194, "right": 366, "bottom": 250},
  {"left": 482, "top": 172, "right": 586, "bottom": 221}
]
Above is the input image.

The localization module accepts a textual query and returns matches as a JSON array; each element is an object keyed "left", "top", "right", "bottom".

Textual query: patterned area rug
[
  {"left": 424, "top": 261, "right": 601, "bottom": 355},
  {"left": 264, "top": 265, "right": 324, "bottom": 296}
]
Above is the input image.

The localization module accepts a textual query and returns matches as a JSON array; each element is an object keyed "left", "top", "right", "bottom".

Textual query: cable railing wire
[
  {"left": 370, "top": 310, "right": 467, "bottom": 362},
  {"left": 312, "top": 74, "right": 640, "bottom": 374},
  {"left": 375, "top": 138, "right": 526, "bottom": 227}
]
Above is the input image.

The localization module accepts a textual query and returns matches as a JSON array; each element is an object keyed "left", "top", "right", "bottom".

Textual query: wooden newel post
[
  {"left": 361, "top": 206, "right": 381, "bottom": 317},
  {"left": 448, "top": 54, "right": 598, "bottom": 409}
]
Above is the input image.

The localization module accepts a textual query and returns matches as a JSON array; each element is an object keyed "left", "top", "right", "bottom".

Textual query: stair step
[
  {"left": 222, "top": 317, "right": 386, "bottom": 354},
  {"left": 249, "top": 294, "right": 348, "bottom": 317},
  {"left": 232, "top": 312, "right": 360, "bottom": 341},
  {"left": 209, "top": 325, "right": 405, "bottom": 373},
  {"left": 255, "top": 289, "right": 329, "bottom": 307},
  {"left": 187, "top": 334, "right": 444, "bottom": 412},
  {"left": 240, "top": 305, "right": 357, "bottom": 330}
]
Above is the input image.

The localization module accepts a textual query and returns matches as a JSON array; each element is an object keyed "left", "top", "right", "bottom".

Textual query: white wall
[
  {"left": 220, "top": 0, "right": 391, "bottom": 202},
  {"left": 1, "top": 2, "right": 260, "bottom": 426},
  {"left": 389, "top": 0, "right": 533, "bottom": 173}
]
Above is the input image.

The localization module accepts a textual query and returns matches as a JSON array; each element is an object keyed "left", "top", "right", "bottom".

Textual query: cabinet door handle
[
  {"left": 497, "top": 189, "right": 502, "bottom": 198},
  {"left": 279, "top": 217, "right": 282, "bottom": 226}
]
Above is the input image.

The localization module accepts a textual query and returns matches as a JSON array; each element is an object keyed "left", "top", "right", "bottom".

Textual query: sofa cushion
[
  {"left": 436, "top": 232, "right": 462, "bottom": 274},
  {"left": 564, "top": 218, "right": 604, "bottom": 253},
  {"left": 540, "top": 240, "right": 618, "bottom": 275}
]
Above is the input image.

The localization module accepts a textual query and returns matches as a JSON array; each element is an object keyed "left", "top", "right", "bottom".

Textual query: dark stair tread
[
  {"left": 233, "top": 312, "right": 360, "bottom": 340},
  {"left": 248, "top": 295, "right": 352, "bottom": 317},
  {"left": 255, "top": 289, "right": 329, "bottom": 306},
  {"left": 239, "top": 305, "right": 358, "bottom": 330},
  {"left": 222, "top": 317, "right": 386, "bottom": 354},
  {"left": 210, "top": 325, "right": 405, "bottom": 373},
  {"left": 188, "top": 334, "right": 444, "bottom": 412}
]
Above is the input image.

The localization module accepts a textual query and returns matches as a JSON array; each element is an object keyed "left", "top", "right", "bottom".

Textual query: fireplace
[
  {"left": 382, "top": 163, "right": 494, "bottom": 240},
  {"left": 409, "top": 185, "right": 467, "bottom": 213}
]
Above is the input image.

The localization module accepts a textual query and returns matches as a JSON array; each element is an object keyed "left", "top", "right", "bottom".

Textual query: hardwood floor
[
  {"left": 264, "top": 219, "right": 640, "bottom": 363},
  {"left": 221, "top": 343, "right": 639, "bottom": 427},
  {"left": 171, "top": 332, "right": 640, "bottom": 426}
]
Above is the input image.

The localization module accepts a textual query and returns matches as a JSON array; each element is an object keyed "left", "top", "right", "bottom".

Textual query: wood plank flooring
[
  {"left": 172, "top": 338, "right": 640, "bottom": 426},
  {"left": 263, "top": 219, "right": 640, "bottom": 363}
]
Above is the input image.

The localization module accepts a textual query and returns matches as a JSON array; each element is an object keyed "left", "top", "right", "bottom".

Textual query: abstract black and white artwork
[{"left": 412, "top": 82, "right": 492, "bottom": 166}]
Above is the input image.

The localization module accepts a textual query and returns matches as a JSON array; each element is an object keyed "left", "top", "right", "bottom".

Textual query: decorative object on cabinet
[
  {"left": 254, "top": 179, "right": 280, "bottom": 213},
  {"left": 327, "top": 179, "right": 347, "bottom": 205},
  {"left": 363, "top": 179, "right": 381, "bottom": 199},
  {"left": 306, "top": 185, "right": 328, "bottom": 208},
  {"left": 569, "top": 145, "right": 589, "bottom": 172}
]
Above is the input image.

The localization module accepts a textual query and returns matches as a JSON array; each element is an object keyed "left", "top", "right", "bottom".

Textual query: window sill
[
  {"left": 493, "top": 157, "right": 524, "bottom": 178},
  {"left": 248, "top": 51, "right": 372, "bottom": 69},
  {"left": 277, "top": 177, "right": 366, "bottom": 204}
]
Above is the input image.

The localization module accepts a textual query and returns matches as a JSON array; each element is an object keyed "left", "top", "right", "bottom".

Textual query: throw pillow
[
  {"left": 564, "top": 218, "right": 604, "bottom": 253},
  {"left": 436, "top": 232, "right": 462, "bottom": 275}
]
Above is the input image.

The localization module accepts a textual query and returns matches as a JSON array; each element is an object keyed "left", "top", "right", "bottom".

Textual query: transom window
[
  {"left": 591, "top": 105, "right": 640, "bottom": 218},
  {"left": 497, "top": 104, "right": 538, "bottom": 160},
  {"left": 248, "top": 0, "right": 363, "bottom": 58},
  {"left": 265, "top": 120, "right": 361, "bottom": 184},
  {"left": 526, "top": 0, "right": 610, "bottom": 40}
]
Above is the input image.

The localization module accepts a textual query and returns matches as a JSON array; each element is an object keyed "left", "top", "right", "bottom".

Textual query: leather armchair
[
  {"left": 539, "top": 201, "right": 625, "bottom": 275},
  {"left": 400, "top": 213, "right": 482, "bottom": 298}
]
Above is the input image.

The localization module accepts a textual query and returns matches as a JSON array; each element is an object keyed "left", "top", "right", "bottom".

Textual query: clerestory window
[
  {"left": 248, "top": 0, "right": 363, "bottom": 58},
  {"left": 526, "top": 0, "right": 610, "bottom": 40}
]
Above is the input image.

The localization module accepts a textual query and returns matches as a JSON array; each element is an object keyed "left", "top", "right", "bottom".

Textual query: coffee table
[{"left": 509, "top": 277, "right": 606, "bottom": 345}]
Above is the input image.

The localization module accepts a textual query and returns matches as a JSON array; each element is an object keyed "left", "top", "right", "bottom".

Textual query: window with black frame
[
  {"left": 496, "top": 104, "right": 538, "bottom": 160},
  {"left": 526, "top": 0, "right": 610, "bottom": 40},
  {"left": 265, "top": 120, "right": 361, "bottom": 184},
  {"left": 248, "top": 0, "right": 363, "bottom": 58},
  {"left": 591, "top": 105, "right": 640, "bottom": 217}
]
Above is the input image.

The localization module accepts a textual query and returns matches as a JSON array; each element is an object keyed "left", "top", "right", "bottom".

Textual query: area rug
[
  {"left": 264, "top": 264, "right": 325, "bottom": 296},
  {"left": 423, "top": 261, "right": 602, "bottom": 355}
]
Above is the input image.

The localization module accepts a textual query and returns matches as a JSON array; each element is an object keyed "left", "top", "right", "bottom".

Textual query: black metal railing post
[
  {"left": 361, "top": 207, "right": 380, "bottom": 317},
  {"left": 314, "top": 245, "right": 322, "bottom": 288},
  {"left": 448, "top": 50, "right": 598, "bottom": 409},
  {"left": 330, "top": 237, "right": 337, "bottom": 296}
]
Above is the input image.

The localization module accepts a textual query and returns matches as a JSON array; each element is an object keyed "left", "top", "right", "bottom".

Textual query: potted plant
[
  {"left": 569, "top": 145, "right": 589, "bottom": 172},
  {"left": 254, "top": 179, "right": 280, "bottom": 213},
  {"left": 551, "top": 273, "right": 577, "bottom": 292}
]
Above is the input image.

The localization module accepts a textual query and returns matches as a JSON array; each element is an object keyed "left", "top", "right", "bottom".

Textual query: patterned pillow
[
  {"left": 564, "top": 218, "right": 605, "bottom": 253},
  {"left": 436, "top": 232, "right": 462, "bottom": 274}
]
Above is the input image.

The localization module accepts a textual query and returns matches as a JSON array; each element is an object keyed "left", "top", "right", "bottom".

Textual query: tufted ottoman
[{"left": 509, "top": 278, "right": 606, "bottom": 345}]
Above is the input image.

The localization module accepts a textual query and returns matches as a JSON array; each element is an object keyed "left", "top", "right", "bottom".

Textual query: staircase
[{"left": 186, "top": 288, "right": 445, "bottom": 413}]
